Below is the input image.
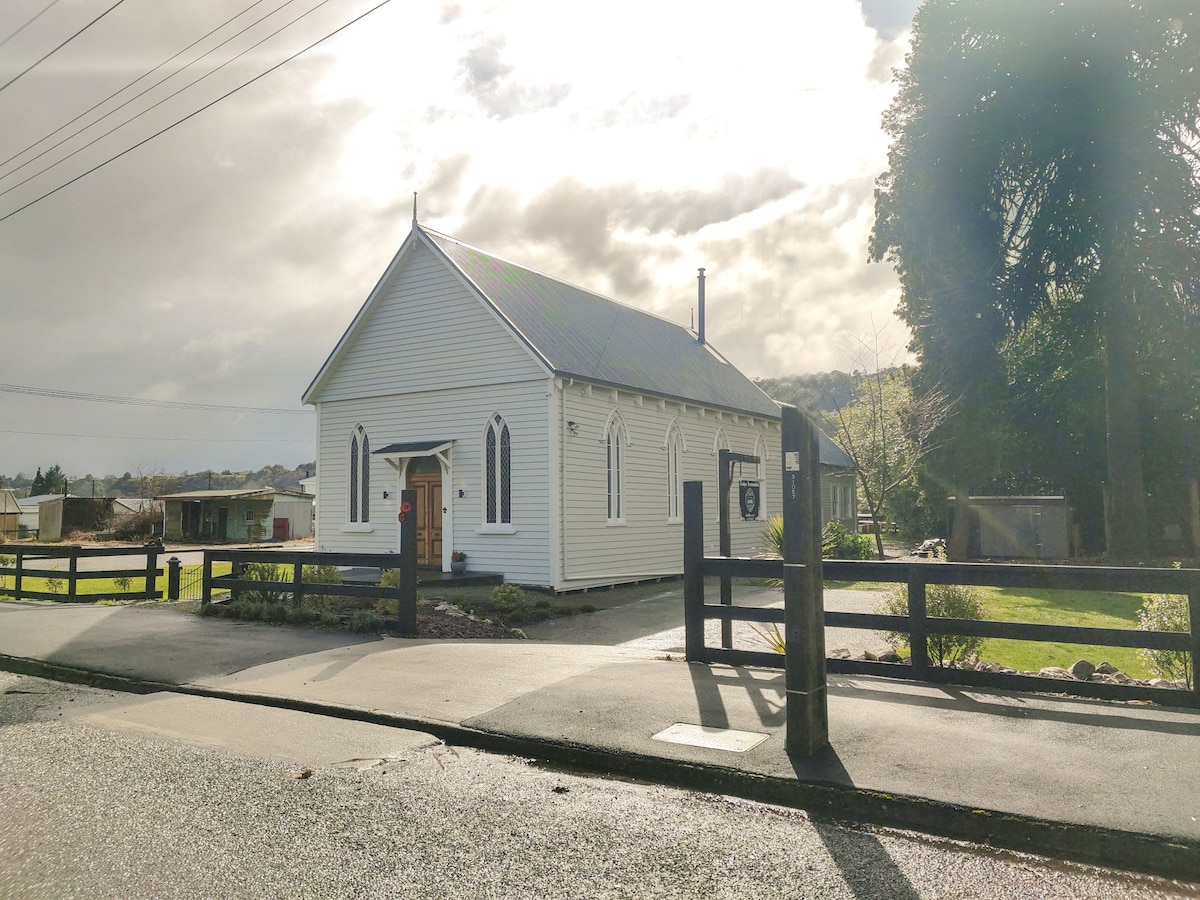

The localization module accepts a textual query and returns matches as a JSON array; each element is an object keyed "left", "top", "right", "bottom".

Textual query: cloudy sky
[{"left": 0, "top": 0, "right": 919, "bottom": 480}]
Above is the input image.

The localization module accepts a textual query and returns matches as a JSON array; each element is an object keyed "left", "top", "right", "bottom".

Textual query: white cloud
[{"left": 0, "top": 0, "right": 911, "bottom": 476}]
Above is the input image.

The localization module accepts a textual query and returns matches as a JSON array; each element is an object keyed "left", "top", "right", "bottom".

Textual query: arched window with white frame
[
  {"left": 712, "top": 428, "right": 730, "bottom": 521},
  {"left": 348, "top": 424, "right": 370, "bottom": 524},
  {"left": 664, "top": 420, "right": 685, "bottom": 522},
  {"left": 483, "top": 413, "right": 512, "bottom": 525},
  {"left": 605, "top": 412, "right": 628, "bottom": 523},
  {"left": 753, "top": 433, "right": 770, "bottom": 520}
]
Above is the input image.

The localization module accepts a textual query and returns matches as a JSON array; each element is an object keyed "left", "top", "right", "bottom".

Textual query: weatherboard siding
[
  {"left": 557, "top": 383, "right": 781, "bottom": 590},
  {"left": 312, "top": 241, "right": 546, "bottom": 404},
  {"left": 315, "top": 382, "right": 553, "bottom": 586}
]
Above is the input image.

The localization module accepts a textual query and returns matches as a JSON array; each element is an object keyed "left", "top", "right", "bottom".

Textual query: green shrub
[
  {"left": 876, "top": 582, "right": 986, "bottom": 667},
  {"left": 302, "top": 564, "right": 343, "bottom": 585},
  {"left": 1138, "top": 593, "right": 1192, "bottom": 688},
  {"left": 822, "top": 522, "right": 874, "bottom": 560},
  {"left": 262, "top": 601, "right": 289, "bottom": 623},
  {"left": 760, "top": 516, "right": 874, "bottom": 561},
  {"left": 239, "top": 563, "right": 291, "bottom": 605},
  {"left": 348, "top": 610, "right": 382, "bottom": 633},
  {"left": 375, "top": 596, "right": 399, "bottom": 617},
  {"left": 490, "top": 583, "right": 526, "bottom": 608},
  {"left": 380, "top": 568, "right": 402, "bottom": 588}
]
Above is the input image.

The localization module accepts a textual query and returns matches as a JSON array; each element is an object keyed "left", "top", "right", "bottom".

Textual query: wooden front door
[{"left": 408, "top": 469, "right": 443, "bottom": 566}]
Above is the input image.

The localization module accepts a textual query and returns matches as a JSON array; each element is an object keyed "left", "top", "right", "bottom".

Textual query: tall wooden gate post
[
  {"left": 683, "top": 481, "right": 705, "bottom": 661},
  {"left": 398, "top": 488, "right": 419, "bottom": 634},
  {"left": 781, "top": 405, "right": 829, "bottom": 756},
  {"left": 718, "top": 448, "right": 733, "bottom": 648}
]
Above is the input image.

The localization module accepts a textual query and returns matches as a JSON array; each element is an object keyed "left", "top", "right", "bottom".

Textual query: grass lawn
[
  {"left": 0, "top": 562, "right": 232, "bottom": 602},
  {"left": 974, "top": 586, "right": 1156, "bottom": 679}
]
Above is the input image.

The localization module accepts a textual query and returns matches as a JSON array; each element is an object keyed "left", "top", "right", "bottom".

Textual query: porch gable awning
[{"left": 373, "top": 440, "right": 453, "bottom": 458}]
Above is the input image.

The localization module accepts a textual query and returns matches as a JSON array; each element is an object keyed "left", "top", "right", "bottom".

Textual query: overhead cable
[
  {"left": 0, "top": 0, "right": 327, "bottom": 199},
  {"left": 0, "top": 0, "right": 127, "bottom": 94},
  {"left": 0, "top": 0, "right": 63, "bottom": 52},
  {"left": 0, "top": 0, "right": 280, "bottom": 178},
  {"left": 0, "top": 382, "right": 311, "bottom": 414},
  {"left": 0, "top": 0, "right": 393, "bottom": 222},
  {"left": 0, "top": 427, "right": 311, "bottom": 443}
]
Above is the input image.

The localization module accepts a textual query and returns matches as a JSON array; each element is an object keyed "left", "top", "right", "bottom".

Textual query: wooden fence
[
  {"left": 0, "top": 543, "right": 164, "bottom": 602},
  {"left": 683, "top": 524, "right": 1200, "bottom": 710},
  {"left": 202, "top": 548, "right": 417, "bottom": 634}
]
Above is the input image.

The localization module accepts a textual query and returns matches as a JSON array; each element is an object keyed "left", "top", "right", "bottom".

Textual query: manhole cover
[{"left": 651, "top": 723, "right": 769, "bottom": 752}]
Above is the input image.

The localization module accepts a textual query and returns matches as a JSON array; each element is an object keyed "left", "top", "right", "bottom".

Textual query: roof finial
[{"left": 412, "top": 192, "right": 418, "bottom": 224}]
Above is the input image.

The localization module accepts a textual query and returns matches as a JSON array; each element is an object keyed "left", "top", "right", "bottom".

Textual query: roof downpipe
[{"left": 697, "top": 267, "right": 706, "bottom": 345}]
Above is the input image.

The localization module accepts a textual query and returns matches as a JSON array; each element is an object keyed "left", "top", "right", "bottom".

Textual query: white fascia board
[{"left": 302, "top": 230, "right": 421, "bottom": 406}]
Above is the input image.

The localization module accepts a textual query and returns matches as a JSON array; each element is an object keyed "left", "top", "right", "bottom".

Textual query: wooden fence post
[
  {"left": 67, "top": 550, "right": 78, "bottom": 602},
  {"left": 145, "top": 547, "right": 159, "bottom": 600},
  {"left": 718, "top": 448, "right": 733, "bottom": 649},
  {"left": 908, "top": 568, "right": 930, "bottom": 678},
  {"left": 167, "top": 557, "right": 181, "bottom": 601},
  {"left": 201, "top": 552, "right": 212, "bottom": 606},
  {"left": 15, "top": 548, "right": 23, "bottom": 601},
  {"left": 1189, "top": 575, "right": 1200, "bottom": 702},
  {"left": 782, "top": 405, "right": 828, "bottom": 756},
  {"left": 683, "top": 481, "right": 705, "bottom": 662},
  {"left": 398, "top": 488, "right": 418, "bottom": 634},
  {"left": 292, "top": 554, "right": 305, "bottom": 609}
]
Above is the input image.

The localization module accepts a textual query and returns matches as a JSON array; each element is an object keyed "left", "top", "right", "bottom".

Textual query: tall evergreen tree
[{"left": 872, "top": 0, "right": 1200, "bottom": 558}]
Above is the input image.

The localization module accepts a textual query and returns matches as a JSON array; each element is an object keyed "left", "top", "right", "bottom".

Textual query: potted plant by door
[{"left": 451, "top": 551, "right": 467, "bottom": 573}]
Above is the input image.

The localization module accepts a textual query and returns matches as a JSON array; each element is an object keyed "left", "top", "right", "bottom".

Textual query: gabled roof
[
  {"left": 305, "top": 225, "right": 781, "bottom": 419},
  {"left": 155, "top": 488, "right": 310, "bottom": 501}
]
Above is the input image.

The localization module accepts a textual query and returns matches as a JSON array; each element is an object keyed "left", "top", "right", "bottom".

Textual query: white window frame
[
  {"left": 664, "top": 419, "right": 686, "bottom": 524},
  {"left": 753, "top": 433, "right": 769, "bottom": 521},
  {"left": 605, "top": 412, "right": 628, "bottom": 525},
  {"left": 481, "top": 413, "right": 515, "bottom": 533},
  {"left": 712, "top": 428, "right": 730, "bottom": 522},
  {"left": 344, "top": 424, "right": 373, "bottom": 532}
]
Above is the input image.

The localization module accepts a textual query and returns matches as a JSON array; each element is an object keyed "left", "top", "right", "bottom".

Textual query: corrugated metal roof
[{"left": 422, "top": 228, "right": 781, "bottom": 419}]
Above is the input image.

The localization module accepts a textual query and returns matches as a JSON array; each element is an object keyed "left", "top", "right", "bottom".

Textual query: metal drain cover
[{"left": 651, "top": 723, "right": 769, "bottom": 752}]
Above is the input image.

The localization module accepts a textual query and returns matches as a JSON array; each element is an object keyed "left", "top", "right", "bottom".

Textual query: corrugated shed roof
[{"left": 421, "top": 228, "right": 781, "bottom": 419}]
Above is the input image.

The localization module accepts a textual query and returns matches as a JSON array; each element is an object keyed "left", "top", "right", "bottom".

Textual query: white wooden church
[{"left": 303, "top": 223, "right": 854, "bottom": 590}]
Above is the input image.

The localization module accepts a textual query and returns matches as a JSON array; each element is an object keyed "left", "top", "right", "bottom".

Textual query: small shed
[
  {"left": 0, "top": 489, "right": 20, "bottom": 540},
  {"left": 948, "top": 495, "right": 1073, "bottom": 560},
  {"left": 37, "top": 496, "right": 116, "bottom": 542},
  {"left": 157, "top": 489, "right": 314, "bottom": 542}
]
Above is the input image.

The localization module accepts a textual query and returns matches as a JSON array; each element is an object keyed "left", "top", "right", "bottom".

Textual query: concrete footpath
[{"left": 1, "top": 600, "right": 1198, "bottom": 882}]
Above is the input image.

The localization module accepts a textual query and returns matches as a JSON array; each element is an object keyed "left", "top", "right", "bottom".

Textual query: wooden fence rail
[
  {"left": 201, "top": 511, "right": 419, "bottom": 635},
  {"left": 684, "top": 550, "right": 1200, "bottom": 709},
  {"left": 0, "top": 543, "right": 163, "bottom": 602}
]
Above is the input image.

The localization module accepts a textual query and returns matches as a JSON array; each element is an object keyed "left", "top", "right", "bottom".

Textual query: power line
[
  {"left": 0, "top": 427, "right": 311, "bottom": 443},
  {"left": 0, "top": 0, "right": 280, "bottom": 178},
  {"left": 0, "top": 0, "right": 127, "bottom": 94},
  {"left": 0, "top": 0, "right": 394, "bottom": 223},
  {"left": 0, "top": 382, "right": 311, "bottom": 415},
  {"left": 1, "top": 0, "right": 328, "bottom": 200},
  {"left": 0, "top": 0, "right": 62, "bottom": 52}
]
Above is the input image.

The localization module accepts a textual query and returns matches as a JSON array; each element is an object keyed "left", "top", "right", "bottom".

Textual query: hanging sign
[{"left": 739, "top": 480, "right": 761, "bottom": 520}]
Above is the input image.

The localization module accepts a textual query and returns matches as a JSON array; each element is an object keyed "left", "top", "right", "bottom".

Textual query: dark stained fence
[
  {"left": 202, "top": 488, "right": 420, "bottom": 634},
  {"left": 683, "top": 522, "right": 1200, "bottom": 710},
  {"left": 200, "top": 549, "right": 418, "bottom": 635},
  {"left": 0, "top": 543, "right": 162, "bottom": 602}
]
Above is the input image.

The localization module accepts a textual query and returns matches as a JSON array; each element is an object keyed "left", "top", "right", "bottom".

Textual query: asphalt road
[{"left": 1, "top": 673, "right": 1191, "bottom": 900}]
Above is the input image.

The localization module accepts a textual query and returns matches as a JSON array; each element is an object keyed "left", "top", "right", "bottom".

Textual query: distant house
[
  {"left": 303, "top": 223, "right": 852, "bottom": 589},
  {"left": 36, "top": 496, "right": 116, "bottom": 542},
  {"left": 0, "top": 489, "right": 20, "bottom": 540},
  {"left": 157, "top": 488, "right": 314, "bottom": 542},
  {"left": 15, "top": 493, "right": 62, "bottom": 537}
]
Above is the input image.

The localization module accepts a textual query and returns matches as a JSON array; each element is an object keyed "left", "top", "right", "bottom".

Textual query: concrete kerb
[{"left": 3, "top": 651, "right": 1198, "bottom": 884}]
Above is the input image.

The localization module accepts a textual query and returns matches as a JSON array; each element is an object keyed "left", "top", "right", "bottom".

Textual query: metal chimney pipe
[{"left": 697, "top": 267, "right": 706, "bottom": 345}]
